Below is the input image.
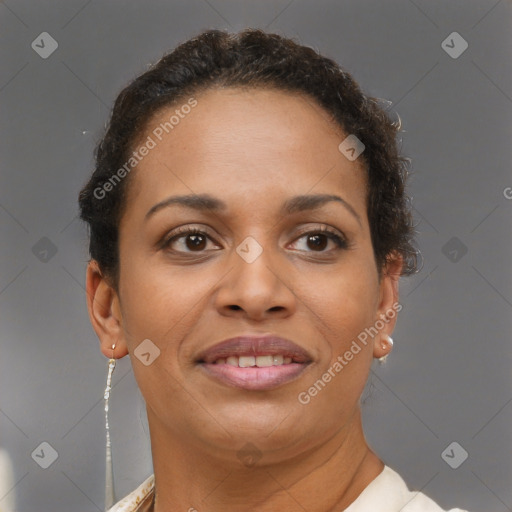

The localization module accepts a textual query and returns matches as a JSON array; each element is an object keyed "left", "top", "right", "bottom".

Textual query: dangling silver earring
[
  {"left": 378, "top": 334, "right": 394, "bottom": 364},
  {"left": 103, "top": 343, "right": 117, "bottom": 511}
]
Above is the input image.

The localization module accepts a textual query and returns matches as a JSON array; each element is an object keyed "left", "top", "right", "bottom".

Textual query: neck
[{"left": 147, "top": 407, "right": 384, "bottom": 512}]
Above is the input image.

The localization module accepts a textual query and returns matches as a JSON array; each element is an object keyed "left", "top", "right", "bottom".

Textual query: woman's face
[{"left": 95, "top": 87, "right": 400, "bottom": 463}]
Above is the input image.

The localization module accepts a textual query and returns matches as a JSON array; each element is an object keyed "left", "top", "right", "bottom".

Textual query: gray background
[{"left": 1, "top": 1, "right": 511, "bottom": 511}]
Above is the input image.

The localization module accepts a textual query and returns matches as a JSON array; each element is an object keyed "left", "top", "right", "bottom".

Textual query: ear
[
  {"left": 85, "top": 259, "right": 129, "bottom": 359},
  {"left": 373, "top": 252, "right": 403, "bottom": 359}
]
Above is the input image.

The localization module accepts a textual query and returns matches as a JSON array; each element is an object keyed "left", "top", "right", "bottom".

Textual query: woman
[{"left": 78, "top": 28, "right": 469, "bottom": 512}]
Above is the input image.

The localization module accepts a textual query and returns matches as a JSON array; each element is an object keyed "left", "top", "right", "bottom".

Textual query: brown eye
[
  {"left": 162, "top": 228, "right": 220, "bottom": 253},
  {"left": 184, "top": 233, "right": 207, "bottom": 251},
  {"left": 306, "top": 234, "right": 329, "bottom": 251},
  {"left": 290, "top": 228, "right": 348, "bottom": 253}
]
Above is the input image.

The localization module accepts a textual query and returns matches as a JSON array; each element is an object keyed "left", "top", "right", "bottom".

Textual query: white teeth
[
  {"left": 214, "top": 354, "right": 293, "bottom": 367},
  {"left": 239, "top": 356, "right": 256, "bottom": 367},
  {"left": 256, "top": 355, "right": 274, "bottom": 367},
  {"left": 273, "top": 355, "right": 284, "bottom": 365}
]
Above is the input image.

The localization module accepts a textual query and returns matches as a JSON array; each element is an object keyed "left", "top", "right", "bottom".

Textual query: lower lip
[{"left": 198, "top": 362, "right": 310, "bottom": 391}]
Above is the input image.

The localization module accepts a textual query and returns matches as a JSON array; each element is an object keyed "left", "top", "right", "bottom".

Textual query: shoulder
[
  {"left": 108, "top": 467, "right": 470, "bottom": 512},
  {"left": 344, "top": 465, "right": 469, "bottom": 512},
  {"left": 107, "top": 474, "right": 155, "bottom": 512}
]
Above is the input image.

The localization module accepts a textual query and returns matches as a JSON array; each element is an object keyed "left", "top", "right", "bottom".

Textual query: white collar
[{"left": 107, "top": 465, "right": 468, "bottom": 512}]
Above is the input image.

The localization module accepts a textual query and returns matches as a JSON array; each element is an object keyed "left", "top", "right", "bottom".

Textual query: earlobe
[
  {"left": 85, "top": 260, "right": 129, "bottom": 359},
  {"left": 373, "top": 253, "right": 403, "bottom": 359}
]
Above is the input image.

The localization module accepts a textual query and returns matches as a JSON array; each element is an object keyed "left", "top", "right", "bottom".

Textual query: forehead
[
  {"left": 124, "top": 87, "right": 368, "bottom": 221},
  {"left": 149, "top": 86, "right": 344, "bottom": 149}
]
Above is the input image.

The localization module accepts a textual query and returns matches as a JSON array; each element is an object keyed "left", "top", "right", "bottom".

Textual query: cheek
[
  {"left": 299, "top": 277, "right": 377, "bottom": 417},
  {"left": 309, "top": 258, "right": 379, "bottom": 336},
  {"left": 118, "top": 258, "right": 204, "bottom": 418},
  {"left": 118, "top": 253, "right": 220, "bottom": 360},
  {"left": 301, "top": 253, "right": 379, "bottom": 393}
]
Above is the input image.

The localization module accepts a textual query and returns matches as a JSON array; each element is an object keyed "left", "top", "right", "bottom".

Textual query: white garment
[
  {"left": 107, "top": 465, "right": 469, "bottom": 512},
  {"left": 0, "top": 448, "right": 16, "bottom": 512},
  {"left": 343, "top": 465, "right": 468, "bottom": 512}
]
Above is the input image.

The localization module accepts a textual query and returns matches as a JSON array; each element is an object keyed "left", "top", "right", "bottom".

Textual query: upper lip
[{"left": 196, "top": 335, "right": 312, "bottom": 364}]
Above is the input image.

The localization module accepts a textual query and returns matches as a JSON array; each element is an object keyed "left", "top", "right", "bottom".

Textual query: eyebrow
[{"left": 145, "top": 193, "right": 362, "bottom": 225}]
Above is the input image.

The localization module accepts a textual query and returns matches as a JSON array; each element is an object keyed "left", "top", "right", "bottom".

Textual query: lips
[
  {"left": 196, "top": 335, "right": 312, "bottom": 364},
  {"left": 195, "top": 335, "right": 313, "bottom": 391}
]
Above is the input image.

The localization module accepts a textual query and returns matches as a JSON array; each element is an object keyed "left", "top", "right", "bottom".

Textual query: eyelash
[{"left": 161, "top": 225, "right": 349, "bottom": 254}]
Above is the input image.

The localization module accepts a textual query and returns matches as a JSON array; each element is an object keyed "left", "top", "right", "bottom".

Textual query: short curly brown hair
[{"left": 78, "top": 28, "right": 418, "bottom": 290}]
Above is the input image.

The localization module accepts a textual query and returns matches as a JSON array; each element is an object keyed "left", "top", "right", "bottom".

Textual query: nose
[{"left": 214, "top": 238, "right": 297, "bottom": 321}]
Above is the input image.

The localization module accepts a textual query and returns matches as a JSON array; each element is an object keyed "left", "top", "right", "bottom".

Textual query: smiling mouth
[
  {"left": 195, "top": 335, "right": 313, "bottom": 390},
  {"left": 205, "top": 354, "right": 295, "bottom": 367},
  {"left": 197, "top": 353, "right": 311, "bottom": 391}
]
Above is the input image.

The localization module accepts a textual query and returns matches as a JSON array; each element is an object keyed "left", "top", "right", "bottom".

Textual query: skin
[{"left": 86, "top": 87, "right": 403, "bottom": 511}]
